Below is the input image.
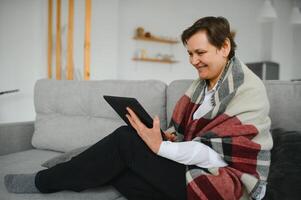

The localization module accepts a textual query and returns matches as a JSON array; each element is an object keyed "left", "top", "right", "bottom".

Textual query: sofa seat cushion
[
  {"left": 0, "top": 149, "right": 125, "bottom": 200},
  {"left": 264, "top": 129, "right": 301, "bottom": 199}
]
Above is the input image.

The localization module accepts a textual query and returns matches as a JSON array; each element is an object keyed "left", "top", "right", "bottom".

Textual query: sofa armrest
[{"left": 0, "top": 121, "right": 34, "bottom": 155}]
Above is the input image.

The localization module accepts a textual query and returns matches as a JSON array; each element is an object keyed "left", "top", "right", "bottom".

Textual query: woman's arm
[{"left": 158, "top": 141, "right": 227, "bottom": 168}]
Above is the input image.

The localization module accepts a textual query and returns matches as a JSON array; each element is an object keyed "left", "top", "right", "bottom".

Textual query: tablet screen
[{"left": 103, "top": 95, "right": 166, "bottom": 140}]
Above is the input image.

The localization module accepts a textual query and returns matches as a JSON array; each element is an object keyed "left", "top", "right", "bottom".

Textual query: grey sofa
[{"left": 1, "top": 79, "right": 300, "bottom": 200}]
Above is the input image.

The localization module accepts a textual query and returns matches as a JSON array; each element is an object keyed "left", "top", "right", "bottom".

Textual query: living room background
[{"left": 0, "top": 0, "right": 300, "bottom": 123}]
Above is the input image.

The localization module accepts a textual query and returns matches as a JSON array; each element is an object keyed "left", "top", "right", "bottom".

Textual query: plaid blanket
[{"left": 167, "top": 57, "right": 273, "bottom": 200}]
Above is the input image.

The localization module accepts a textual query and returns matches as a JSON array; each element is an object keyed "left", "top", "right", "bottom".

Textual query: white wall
[
  {"left": 291, "top": 26, "right": 301, "bottom": 80},
  {"left": 0, "top": 0, "right": 300, "bottom": 123},
  {"left": 272, "top": 0, "right": 294, "bottom": 80},
  {"left": 118, "top": 0, "right": 299, "bottom": 82},
  {"left": 0, "top": 0, "right": 46, "bottom": 123},
  {"left": 0, "top": 0, "right": 119, "bottom": 123},
  {"left": 117, "top": 0, "right": 265, "bottom": 82},
  {"left": 291, "top": 0, "right": 301, "bottom": 80}
]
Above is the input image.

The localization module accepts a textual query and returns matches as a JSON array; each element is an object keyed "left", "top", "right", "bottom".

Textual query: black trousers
[{"left": 35, "top": 126, "right": 187, "bottom": 200}]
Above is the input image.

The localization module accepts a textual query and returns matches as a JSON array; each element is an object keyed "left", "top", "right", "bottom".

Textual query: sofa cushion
[
  {"left": 264, "top": 128, "right": 301, "bottom": 199},
  {"left": 264, "top": 81, "right": 301, "bottom": 131},
  {"left": 166, "top": 80, "right": 192, "bottom": 124},
  {"left": 41, "top": 146, "right": 89, "bottom": 168},
  {"left": 32, "top": 79, "right": 167, "bottom": 152},
  {"left": 0, "top": 149, "right": 125, "bottom": 200}
]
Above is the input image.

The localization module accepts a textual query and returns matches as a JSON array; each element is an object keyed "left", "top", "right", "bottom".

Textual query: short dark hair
[{"left": 181, "top": 16, "right": 237, "bottom": 59}]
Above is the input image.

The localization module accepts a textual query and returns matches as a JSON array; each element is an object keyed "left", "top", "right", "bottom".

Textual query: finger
[
  {"left": 126, "top": 114, "right": 138, "bottom": 130},
  {"left": 171, "top": 134, "right": 176, "bottom": 142},
  {"left": 126, "top": 107, "right": 142, "bottom": 124},
  {"left": 126, "top": 107, "right": 145, "bottom": 130},
  {"left": 153, "top": 116, "right": 160, "bottom": 130}
]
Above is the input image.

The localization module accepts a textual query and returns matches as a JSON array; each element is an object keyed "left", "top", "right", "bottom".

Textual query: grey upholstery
[
  {"left": 0, "top": 121, "right": 34, "bottom": 155},
  {"left": 166, "top": 80, "right": 192, "bottom": 125},
  {"left": 0, "top": 79, "right": 300, "bottom": 200},
  {"left": 263, "top": 80, "right": 301, "bottom": 131},
  {"left": 32, "top": 79, "right": 167, "bottom": 152},
  {"left": 0, "top": 149, "right": 125, "bottom": 200}
]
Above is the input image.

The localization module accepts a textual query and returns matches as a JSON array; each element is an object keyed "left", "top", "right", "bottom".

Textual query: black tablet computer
[{"left": 103, "top": 95, "right": 166, "bottom": 140}]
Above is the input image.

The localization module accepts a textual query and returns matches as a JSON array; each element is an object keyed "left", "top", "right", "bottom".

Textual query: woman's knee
[
  {"left": 114, "top": 125, "right": 133, "bottom": 133},
  {"left": 113, "top": 125, "right": 143, "bottom": 147},
  {"left": 113, "top": 126, "right": 137, "bottom": 139}
]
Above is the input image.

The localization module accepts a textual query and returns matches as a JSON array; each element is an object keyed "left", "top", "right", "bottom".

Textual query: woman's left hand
[{"left": 126, "top": 107, "right": 162, "bottom": 154}]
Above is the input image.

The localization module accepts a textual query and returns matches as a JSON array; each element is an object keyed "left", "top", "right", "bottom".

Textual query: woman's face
[{"left": 186, "top": 31, "right": 230, "bottom": 86}]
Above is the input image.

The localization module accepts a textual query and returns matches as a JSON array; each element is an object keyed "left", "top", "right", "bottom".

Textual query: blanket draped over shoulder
[{"left": 167, "top": 57, "right": 273, "bottom": 200}]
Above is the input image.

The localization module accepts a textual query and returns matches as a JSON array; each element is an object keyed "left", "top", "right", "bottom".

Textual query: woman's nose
[{"left": 191, "top": 55, "right": 199, "bottom": 65}]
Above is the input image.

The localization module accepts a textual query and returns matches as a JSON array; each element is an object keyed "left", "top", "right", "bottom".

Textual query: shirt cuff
[
  {"left": 158, "top": 141, "right": 228, "bottom": 168},
  {"left": 157, "top": 141, "right": 178, "bottom": 159}
]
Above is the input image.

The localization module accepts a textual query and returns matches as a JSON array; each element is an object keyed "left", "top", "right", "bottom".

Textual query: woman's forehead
[{"left": 186, "top": 31, "right": 212, "bottom": 51}]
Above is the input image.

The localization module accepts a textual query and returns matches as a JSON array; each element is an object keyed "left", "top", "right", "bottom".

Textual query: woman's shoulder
[{"left": 237, "top": 59, "right": 266, "bottom": 91}]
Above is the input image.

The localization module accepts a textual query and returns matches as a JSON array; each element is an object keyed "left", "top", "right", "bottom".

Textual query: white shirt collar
[{"left": 205, "top": 82, "right": 218, "bottom": 95}]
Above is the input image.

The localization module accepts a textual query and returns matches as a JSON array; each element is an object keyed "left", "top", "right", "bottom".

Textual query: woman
[{"left": 5, "top": 16, "right": 272, "bottom": 200}]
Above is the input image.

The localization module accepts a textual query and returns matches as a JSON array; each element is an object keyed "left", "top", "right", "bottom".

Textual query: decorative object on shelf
[
  {"left": 136, "top": 27, "right": 144, "bottom": 37},
  {"left": 144, "top": 32, "right": 151, "bottom": 38},
  {"left": 259, "top": 0, "right": 277, "bottom": 23},
  {"left": 134, "top": 27, "right": 178, "bottom": 44},
  {"left": 155, "top": 53, "right": 163, "bottom": 60},
  {"left": 162, "top": 54, "right": 174, "bottom": 61},
  {"left": 133, "top": 27, "right": 178, "bottom": 64},
  {"left": 0, "top": 89, "right": 19, "bottom": 96},
  {"left": 140, "top": 49, "right": 147, "bottom": 58}
]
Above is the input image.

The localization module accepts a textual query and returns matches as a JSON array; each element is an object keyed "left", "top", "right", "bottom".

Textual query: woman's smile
[{"left": 195, "top": 64, "right": 208, "bottom": 69}]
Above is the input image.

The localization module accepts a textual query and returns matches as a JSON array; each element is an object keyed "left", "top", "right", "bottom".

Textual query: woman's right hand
[{"left": 164, "top": 132, "right": 177, "bottom": 142}]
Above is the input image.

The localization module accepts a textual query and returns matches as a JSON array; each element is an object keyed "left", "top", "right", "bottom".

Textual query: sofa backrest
[
  {"left": 31, "top": 79, "right": 301, "bottom": 152},
  {"left": 166, "top": 80, "right": 192, "bottom": 126},
  {"left": 32, "top": 79, "right": 167, "bottom": 152},
  {"left": 263, "top": 80, "right": 301, "bottom": 131},
  {"left": 166, "top": 80, "right": 301, "bottom": 131}
]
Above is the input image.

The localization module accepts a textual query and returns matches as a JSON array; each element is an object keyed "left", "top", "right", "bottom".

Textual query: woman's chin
[{"left": 198, "top": 73, "right": 208, "bottom": 80}]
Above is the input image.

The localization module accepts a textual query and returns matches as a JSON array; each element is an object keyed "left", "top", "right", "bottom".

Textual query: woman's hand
[
  {"left": 164, "top": 132, "right": 177, "bottom": 142},
  {"left": 126, "top": 107, "right": 162, "bottom": 154}
]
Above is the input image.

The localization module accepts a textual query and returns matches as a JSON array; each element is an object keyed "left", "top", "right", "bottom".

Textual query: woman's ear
[{"left": 221, "top": 38, "right": 231, "bottom": 58}]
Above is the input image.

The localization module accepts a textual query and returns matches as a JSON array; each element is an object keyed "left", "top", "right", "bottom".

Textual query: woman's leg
[
  {"left": 109, "top": 126, "right": 187, "bottom": 200},
  {"left": 111, "top": 170, "right": 168, "bottom": 200},
  {"left": 35, "top": 125, "right": 132, "bottom": 193},
  {"left": 10, "top": 125, "right": 186, "bottom": 199}
]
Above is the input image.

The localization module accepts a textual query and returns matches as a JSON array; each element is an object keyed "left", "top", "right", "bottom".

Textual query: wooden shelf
[
  {"left": 133, "top": 36, "right": 179, "bottom": 44},
  {"left": 132, "top": 57, "right": 178, "bottom": 64}
]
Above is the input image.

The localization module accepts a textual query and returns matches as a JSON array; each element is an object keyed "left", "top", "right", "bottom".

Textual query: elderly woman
[{"left": 5, "top": 16, "right": 272, "bottom": 200}]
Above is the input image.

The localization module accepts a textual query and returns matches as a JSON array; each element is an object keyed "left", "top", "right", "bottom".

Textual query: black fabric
[
  {"left": 264, "top": 128, "right": 301, "bottom": 200},
  {"left": 35, "top": 126, "right": 187, "bottom": 200}
]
